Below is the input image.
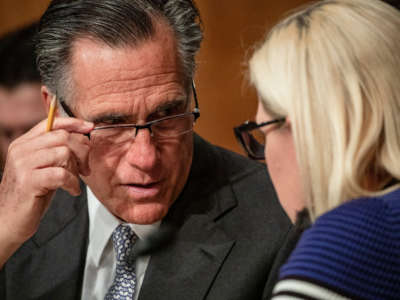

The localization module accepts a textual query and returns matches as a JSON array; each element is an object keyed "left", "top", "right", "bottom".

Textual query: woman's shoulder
[
  {"left": 305, "top": 187, "right": 400, "bottom": 242},
  {"left": 312, "top": 190, "right": 398, "bottom": 232},
  {"left": 275, "top": 188, "right": 400, "bottom": 299}
]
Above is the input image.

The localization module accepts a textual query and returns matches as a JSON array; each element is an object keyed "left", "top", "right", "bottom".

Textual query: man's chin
[{"left": 116, "top": 202, "right": 170, "bottom": 224}]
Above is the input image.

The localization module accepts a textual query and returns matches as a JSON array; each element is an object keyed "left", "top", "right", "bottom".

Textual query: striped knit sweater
[{"left": 272, "top": 188, "right": 400, "bottom": 300}]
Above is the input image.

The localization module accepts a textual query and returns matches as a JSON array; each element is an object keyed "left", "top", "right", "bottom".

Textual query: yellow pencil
[{"left": 45, "top": 95, "right": 57, "bottom": 132}]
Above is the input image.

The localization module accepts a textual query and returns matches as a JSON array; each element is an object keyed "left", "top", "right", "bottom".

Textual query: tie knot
[{"left": 112, "top": 224, "right": 137, "bottom": 264}]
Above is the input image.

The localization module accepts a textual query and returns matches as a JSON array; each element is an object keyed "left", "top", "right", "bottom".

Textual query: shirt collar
[{"left": 87, "top": 186, "right": 160, "bottom": 267}]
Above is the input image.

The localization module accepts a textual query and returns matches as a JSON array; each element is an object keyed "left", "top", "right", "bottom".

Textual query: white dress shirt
[{"left": 81, "top": 186, "right": 160, "bottom": 300}]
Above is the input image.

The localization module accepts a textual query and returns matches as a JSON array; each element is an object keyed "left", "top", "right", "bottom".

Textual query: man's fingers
[
  {"left": 66, "top": 133, "right": 91, "bottom": 176},
  {"left": 51, "top": 117, "right": 94, "bottom": 133},
  {"left": 19, "top": 117, "right": 93, "bottom": 141},
  {"left": 24, "top": 146, "right": 79, "bottom": 174},
  {"left": 7, "top": 131, "right": 91, "bottom": 176},
  {"left": 20, "top": 128, "right": 90, "bottom": 151},
  {"left": 34, "top": 167, "right": 81, "bottom": 197}
]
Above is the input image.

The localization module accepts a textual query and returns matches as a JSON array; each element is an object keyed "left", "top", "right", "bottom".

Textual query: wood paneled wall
[{"left": 0, "top": 0, "right": 308, "bottom": 155}]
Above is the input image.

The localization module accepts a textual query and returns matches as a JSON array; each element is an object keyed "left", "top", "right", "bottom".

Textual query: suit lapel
[
  {"left": 139, "top": 218, "right": 235, "bottom": 300},
  {"left": 33, "top": 181, "right": 88, "bottom": 246},
  {"left": 139, "top": 135, "right": 237, "bottom": 300},
  {"left": 4, "top": 182, "right": 89, "bottom": 300}
]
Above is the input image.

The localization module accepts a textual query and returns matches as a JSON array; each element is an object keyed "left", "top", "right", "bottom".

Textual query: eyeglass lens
[
  {"left": 90, "top": 113, "right": 195, "bottom": 145},
  {"left": 242, "top": 128, "right": 265, "bottom": 159}
]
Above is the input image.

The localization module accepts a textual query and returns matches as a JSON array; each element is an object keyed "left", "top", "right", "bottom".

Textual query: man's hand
[{"left": 0, "top": 117, "right": 93, "bottom": 268}]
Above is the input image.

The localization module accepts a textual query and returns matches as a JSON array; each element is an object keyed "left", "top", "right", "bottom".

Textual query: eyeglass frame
[
  {"left": 234, "top": 118, "right": 285, "bottom": 160},
  {"left": 57, "top": 81, "right": 200, "bottom": 140}
]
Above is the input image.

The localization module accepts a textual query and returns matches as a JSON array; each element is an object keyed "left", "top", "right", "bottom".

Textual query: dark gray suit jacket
[{"left": 0, "top": 134, "right": 294, "bottom": 300}]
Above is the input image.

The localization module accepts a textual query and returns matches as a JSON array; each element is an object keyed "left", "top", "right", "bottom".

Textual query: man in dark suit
[{"left": 0, "top": 0, "right": 293, "bottom": 299}]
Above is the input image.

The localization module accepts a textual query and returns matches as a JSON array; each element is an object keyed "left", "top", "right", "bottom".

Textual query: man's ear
[
  {"left": 41, "top": 86, "right": 52, "bottom": 114},
  {"left": 41, "top": 86, "right": 61, "bottom": 117}
]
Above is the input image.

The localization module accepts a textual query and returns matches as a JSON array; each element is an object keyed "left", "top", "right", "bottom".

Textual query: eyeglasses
[
  {"left": 58, "top": 82, "right": 200, "bottom": 145},
  {"left": 234, "top": 118, "right": 285, "bottom": 160}
]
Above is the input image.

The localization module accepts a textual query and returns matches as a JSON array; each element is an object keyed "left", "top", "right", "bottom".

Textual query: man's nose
[{"left": 125, "top": 127, "right": 158, "bottom": 171}]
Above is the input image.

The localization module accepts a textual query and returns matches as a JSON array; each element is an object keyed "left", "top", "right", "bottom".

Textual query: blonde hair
[{"left": 249, "top": 0, "right": 400, "bottom": 220}]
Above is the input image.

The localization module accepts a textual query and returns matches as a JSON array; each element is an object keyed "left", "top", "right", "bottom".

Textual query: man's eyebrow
[
  {"left": 90, "top": 99, "right": 188, "bottom": 124},
  {"left": 154, "top": 98, "right": 187, "bottom": 112},
  {"left": 91, "top": 113, "right": 130, "bottom": 124}
]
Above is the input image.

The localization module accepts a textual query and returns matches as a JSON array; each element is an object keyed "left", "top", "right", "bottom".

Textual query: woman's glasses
[{"left": 234, "top": 118, "right": 285, "bottom": 160}]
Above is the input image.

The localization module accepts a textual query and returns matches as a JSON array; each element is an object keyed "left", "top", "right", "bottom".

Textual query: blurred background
[{"left": 0, "top": 0, "right": 308, "bottom": 155}]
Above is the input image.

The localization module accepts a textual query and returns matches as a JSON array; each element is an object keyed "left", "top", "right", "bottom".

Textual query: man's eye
[
  {"left": 149, "top": 110, "right": 168, "bottom": 121},
  {"left": 157, "top": 106, "right": 184, "bottom": 118},
  {"left": 98, "top": 118, "right": 126, "bottom": 126},
  {"left": 157, "top": 109, "right": 171, "bottom": 118},
  {"left": 110, "top": 119, "right": 124, "bottom": 125}
]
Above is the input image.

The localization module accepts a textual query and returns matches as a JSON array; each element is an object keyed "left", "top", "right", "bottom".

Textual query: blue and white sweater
[{"left": 272, "top": 188, "right": 400, "bottom": 299}]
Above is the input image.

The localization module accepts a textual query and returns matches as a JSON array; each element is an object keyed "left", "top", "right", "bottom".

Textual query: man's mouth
[
  {"left": 127, "top": 182, "right": 159, "bottom": 188},
  {"left": 123, "top": 181, "right": 162, "bottom": 198}
]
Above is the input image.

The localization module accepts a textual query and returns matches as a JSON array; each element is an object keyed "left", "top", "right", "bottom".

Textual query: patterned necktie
[{"left": 105, "top": 224, "right": 138, "bottom": 300}]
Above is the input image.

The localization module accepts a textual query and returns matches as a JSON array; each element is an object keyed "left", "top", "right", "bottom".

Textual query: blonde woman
[{"left": 235, "top": 0, "right": 400, "bottom": 298}]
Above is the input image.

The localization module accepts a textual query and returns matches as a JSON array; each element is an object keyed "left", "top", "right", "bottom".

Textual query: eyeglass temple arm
[
  {"left": 56, "top": 94, "right": 91, "bottom": 138},
  {"left": 191, "top": 81, "right": 200, "bottom": 120},
  {"left": 58, "top": 96, "right": 76, "bottom": 118}
]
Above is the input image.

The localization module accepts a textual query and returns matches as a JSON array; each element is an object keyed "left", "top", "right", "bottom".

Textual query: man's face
[
  {"left": 0, "top": 83, "right": 45, "bottom": 170},
  {"left": 68, "top": 24, "right": 194, "bottom": 224}
]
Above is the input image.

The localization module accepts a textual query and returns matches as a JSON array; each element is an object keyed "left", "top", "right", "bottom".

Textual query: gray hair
[{"left": 36, "top": 0, "right": 203, "bottom": 102}]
